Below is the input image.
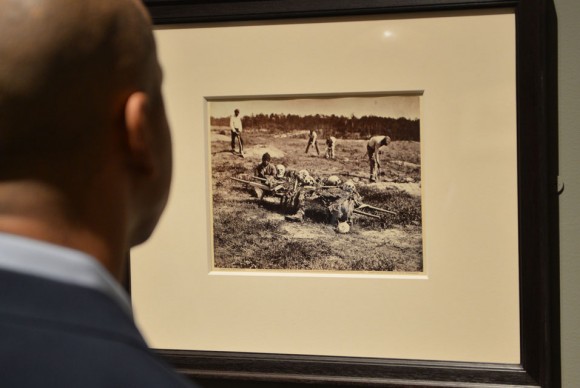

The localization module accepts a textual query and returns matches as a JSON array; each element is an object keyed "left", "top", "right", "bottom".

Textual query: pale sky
[{"left": 208, "top": 95, "right": 420, "bottom": 120}]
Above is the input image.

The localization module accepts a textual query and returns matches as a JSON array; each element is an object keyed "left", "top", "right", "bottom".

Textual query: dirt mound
[
  {"left": 369, "top": 182, "right": 421, "bottom": 197},
  {"left": 242, "top": 144, "right": 286, "bottom": 159},
  {"left": 211, "top": 132, "right": 287, "bottom": 160}
]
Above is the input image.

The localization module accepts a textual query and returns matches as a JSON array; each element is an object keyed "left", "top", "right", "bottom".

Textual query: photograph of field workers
[{"left": 209, "top": 95, "right": 422, "bottom": 272}]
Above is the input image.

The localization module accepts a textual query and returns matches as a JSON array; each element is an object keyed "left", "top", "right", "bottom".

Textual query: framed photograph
[
  {"left": 132, "top": 0, "right": 559, "bottom": 386},
  {"left": 209, "top": 94, "right": 422, "bottom": 273}
]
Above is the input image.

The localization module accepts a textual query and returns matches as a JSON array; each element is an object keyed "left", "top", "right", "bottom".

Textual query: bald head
[
  {"left": 0, "top": 0, "right": 173, "bottom": 267},
  {"left": 0, "top": 0, "right": 157, "bottom": 172}
]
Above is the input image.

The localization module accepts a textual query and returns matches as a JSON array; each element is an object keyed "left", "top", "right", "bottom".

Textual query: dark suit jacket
[{"left": 0, "top": 269, "right": 198, "bottom": 387}]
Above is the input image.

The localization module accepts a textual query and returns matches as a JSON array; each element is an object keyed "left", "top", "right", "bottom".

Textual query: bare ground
[{"left": 210, "top": 128, "right": 423, "bottom": 273}]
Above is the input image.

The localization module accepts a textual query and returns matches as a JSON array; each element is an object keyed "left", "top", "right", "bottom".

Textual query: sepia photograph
[{"left": 209, "top": 94, "right": 422, "bottom": 273}]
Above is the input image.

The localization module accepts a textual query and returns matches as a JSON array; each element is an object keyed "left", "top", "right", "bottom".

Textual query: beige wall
[
  {"left": 137, "top": 1, "right": 578, "bottom": 383},
  {"left": 554, "top": 0, "right": 580, "bottom": 386},
  {"left": 136, "top": 12, "right": 520, "bottom": 363}
]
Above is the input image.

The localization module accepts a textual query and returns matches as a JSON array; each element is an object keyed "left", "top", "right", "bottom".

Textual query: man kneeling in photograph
[{"left": 252, "top": 152, "right": 278, "bottom": 199}]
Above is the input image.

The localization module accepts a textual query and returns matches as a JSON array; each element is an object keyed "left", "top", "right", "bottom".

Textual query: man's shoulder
[
  {"left": 368, "top": 135, "right": 384, "bottom": 144},
  {"left": 0, "top": 321, "right": 197, "bottom": 387},
  {"left": 0, "top": 269, "right": 198, "bottom": 387}
]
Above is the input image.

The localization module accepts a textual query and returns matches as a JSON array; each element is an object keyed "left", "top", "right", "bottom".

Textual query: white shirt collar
[{"left": 0, "top": 232, "right": 132, "bottom": 317}]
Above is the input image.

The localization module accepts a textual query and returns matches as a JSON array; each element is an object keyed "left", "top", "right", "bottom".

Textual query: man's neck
[
  {"left": 0, "top": 182, "right": 128, "bottom": 282},
  {"left": 0, "top": 218, "right": 124, "bottom": 281}
]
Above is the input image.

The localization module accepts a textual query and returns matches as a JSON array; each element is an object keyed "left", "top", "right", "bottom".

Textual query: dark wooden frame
[{"left": 141, "top": 1, "right": 560, "bottom": 386}]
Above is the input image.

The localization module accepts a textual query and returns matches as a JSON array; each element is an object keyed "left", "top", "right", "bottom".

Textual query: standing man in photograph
[
  {"left": 367, "top": 135, "right": 391, "bottom": 182},
  {"left": 230, "top": 108, "right": 244, "bottom": 156},
  {"left": 0, "top": 0, "right": 197, "bottom": 386},
  {"left": 305, "top": 128, "right": 320, "bottom": 155}
]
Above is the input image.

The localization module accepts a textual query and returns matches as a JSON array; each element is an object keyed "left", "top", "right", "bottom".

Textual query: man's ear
[{"left": 124, "top": 91, "right": 155, "bottom": 175}]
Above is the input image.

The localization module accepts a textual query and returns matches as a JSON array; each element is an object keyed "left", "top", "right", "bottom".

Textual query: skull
[
  {"left": 276, "top": 164, "right": 286, "bottom": 178},
  {"left": 342, "top": 180, "right": 356, "bottom": 192},
  {"left": 325, "top": 175, "right": 342, "bottom": 186},
  {"left": 298, "top": 169, "right": 310, "bottom": 182},
  {"left": 303, "top": 175, "right": 316, "bottom": 185},
  {"left": 336, "top": 222, "right": 350, "bottom": 234}
]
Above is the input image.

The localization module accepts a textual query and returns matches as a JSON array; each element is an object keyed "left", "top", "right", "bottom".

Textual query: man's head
[
  {"left": 261, "top": 153, "right": 271, "bottom": 166},
  {"left": 234, "top": 109, "right": 240, "bottom": 116},
  {"left": 0, "top": 0, "right": 172, "bottom": 271}
]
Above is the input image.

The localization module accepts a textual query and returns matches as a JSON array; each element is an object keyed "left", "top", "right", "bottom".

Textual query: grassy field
[{"left": 210, "top": 126, "right": 423, "bottom": 273}]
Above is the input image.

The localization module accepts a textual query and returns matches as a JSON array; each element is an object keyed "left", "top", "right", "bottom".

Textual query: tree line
[{"left": 211, "top": 113, "right": 420, "bottom": 141}]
